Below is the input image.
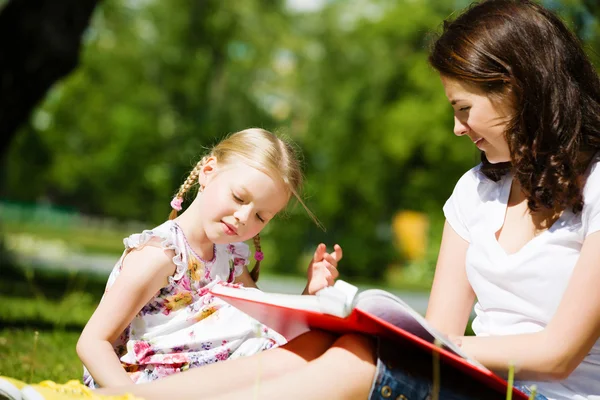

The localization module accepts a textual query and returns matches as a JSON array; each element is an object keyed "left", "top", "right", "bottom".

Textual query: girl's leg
[
  {"left": 205, "top": 334, "right": 513, "bottom": 400},
  {"left": 98, "top": 330, "right": 338, "bottom": 400},
  {"left": 208, "top": 333, "right": 378, "bottom": 400}
]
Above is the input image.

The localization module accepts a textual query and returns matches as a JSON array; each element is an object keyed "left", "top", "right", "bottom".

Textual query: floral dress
[{"left": 83, "top": 220, "right": 286, "bottom": 387}]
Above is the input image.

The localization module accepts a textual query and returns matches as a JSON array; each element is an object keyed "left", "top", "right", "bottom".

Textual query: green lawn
[
  {"left": 0, "top": 291, "right": 97, "bottom": 382},
  {"left": 0, "top": 328, "right": 83, "bottom": 383},
  {"left": 3, "top": 221, "right": 128, "bottom": 256},
  {"left": 0, "top": 263, "right": 101, "bottom": 382}
]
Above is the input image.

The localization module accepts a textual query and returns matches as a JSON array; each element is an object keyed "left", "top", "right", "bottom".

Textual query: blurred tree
[
  {"left": 2, "top": 0, "right": 599, "bottom": 283},
  {"left": 269, "top": 0, "right": 478, "bottom": 279},
  {"left": 4, "top": 0, "right": 287, "bottom": 221}
]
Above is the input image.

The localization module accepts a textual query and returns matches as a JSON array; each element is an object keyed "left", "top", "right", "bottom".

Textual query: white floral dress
[{"left": 83, "top": 220, "right": 286, "bottom": 387}]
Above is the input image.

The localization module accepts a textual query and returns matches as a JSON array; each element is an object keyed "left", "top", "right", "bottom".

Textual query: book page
[{"left": 356, "top": 290, "right": 486, "bottom": 369}]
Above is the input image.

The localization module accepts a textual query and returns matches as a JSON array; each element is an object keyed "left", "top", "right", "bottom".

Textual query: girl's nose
[
  {"left": 234, "top": 205, "right": 251, "bottom": 225},
  {"left": 453, "top": 116, "right": 469, "bottom": 137}
]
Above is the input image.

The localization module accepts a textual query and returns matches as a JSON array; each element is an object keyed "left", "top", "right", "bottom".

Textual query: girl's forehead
[
  {"left": 219, "top": 162, "right": 289, "bottom": 193},
  {"left": 218, "top": 162, "right": 274, "bottom": 180}
]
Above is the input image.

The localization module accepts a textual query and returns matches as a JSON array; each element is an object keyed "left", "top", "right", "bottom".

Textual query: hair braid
[
  {"left": 249, "top": 234, "right": 263, "bottom": 282},
  {"left": 169, "top": 157, "right": 207, "bottom": 220}
]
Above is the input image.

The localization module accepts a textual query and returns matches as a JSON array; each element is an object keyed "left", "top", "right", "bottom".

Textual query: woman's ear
[{"left": 198, "top": 156, "right": 218, "bottom": 189}]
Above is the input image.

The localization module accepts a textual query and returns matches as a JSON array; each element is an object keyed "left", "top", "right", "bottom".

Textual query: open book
[{"left": 210, "top": 280, "right": 528, "bottom": 400}]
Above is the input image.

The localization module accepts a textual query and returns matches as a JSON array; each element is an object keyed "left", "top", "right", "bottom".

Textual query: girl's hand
[{"left": 303, "top": 243, "right": 342, "bottom": 295}]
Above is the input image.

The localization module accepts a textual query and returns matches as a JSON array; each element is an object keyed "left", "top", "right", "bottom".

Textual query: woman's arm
[
  {"left": 76, "top": 245, "right": 175, "bottom": 387},
  {"left": 426, "top": 221, "right": 475, "bottom": 337},
  {"left": 459, "top": 231, "right": 600, "bottom": 380}
]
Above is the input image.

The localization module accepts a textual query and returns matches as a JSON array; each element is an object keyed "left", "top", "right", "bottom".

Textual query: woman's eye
[
  {"left": 256, "top": 214, "right": 265, "bottom": 223},
  {"left": 233, "top": 194, "right": 243, "bottom": 203},
  {"left": 459, "top": 106, "right": 471, "bottom": 112}
]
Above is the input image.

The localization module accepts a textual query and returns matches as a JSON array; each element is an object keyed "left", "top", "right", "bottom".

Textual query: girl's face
[
  {"left": 197, "top": 158, "right": 289, "bottom": 244},
  {"left": 441, "top": 76, "right": 512, "bottom": 163}
]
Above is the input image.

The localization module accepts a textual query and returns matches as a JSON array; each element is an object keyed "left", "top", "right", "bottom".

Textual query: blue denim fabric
[
  {"left": 516, "top": 385, "right": 549, "bottom": 400},
  {"left": 368, "top": 354, "right": 435, "bottom": 400},
  {"left": 368, "top": 339, "right": 536, "bottom": 400}
]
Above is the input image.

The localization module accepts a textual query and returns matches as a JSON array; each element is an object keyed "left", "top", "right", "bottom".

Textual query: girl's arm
[
  {"left": 234, "top": 244, "right": 342, "bottom": 295},
  {"left": 425, "top": 221, "right": 475, "bottom": 337},
  {"left": 76, "top": 245, "right": 176, "bottom": 388},
  {"left": 458, "top": 231, "right": 600, "bottom": 380},
  {"left": 234, "top": 268, "right": 258, "bottom": 289}
]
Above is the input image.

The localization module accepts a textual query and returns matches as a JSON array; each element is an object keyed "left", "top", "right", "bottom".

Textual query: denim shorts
[{"left": 368, "top": 339, "right": 548, "bottom": 400}]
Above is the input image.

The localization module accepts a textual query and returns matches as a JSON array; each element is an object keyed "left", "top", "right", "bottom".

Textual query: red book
[{"left": 210, "top": 280, "right": 529, "bottom": 400}]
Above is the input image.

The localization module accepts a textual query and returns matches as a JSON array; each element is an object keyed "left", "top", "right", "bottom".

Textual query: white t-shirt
[{"left": 443, "top": 156, "right": 600, "bottom": 400}]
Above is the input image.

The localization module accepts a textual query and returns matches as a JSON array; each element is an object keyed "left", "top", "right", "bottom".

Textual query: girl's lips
[{"left": 221, "top": 221, "right": 237, "bottom": 236}]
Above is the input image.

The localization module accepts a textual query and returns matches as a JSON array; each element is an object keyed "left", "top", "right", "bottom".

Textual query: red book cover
[{"left": 210, "top": 281, "right": 528, "bottom": 400}]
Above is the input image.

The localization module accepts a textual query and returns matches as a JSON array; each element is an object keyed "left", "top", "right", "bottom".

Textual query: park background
[{"left": 0, "top": 0, "right": 598, "bottom": 383}]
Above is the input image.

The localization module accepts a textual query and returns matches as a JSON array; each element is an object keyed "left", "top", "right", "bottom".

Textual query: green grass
[
  {"left": 0, "top": 289, "right": 98, "bottom": 382},
  {"left": 0, "top": 328, "right": 83, "bottom": 382},
  {"left": 0, "top": 263, "right": 101, "bottom": 382},
  {"left": 3, "top": 221, "right": 128, "bottom": 256},
  {"left": 0, "top": 292, "right": 97, "bottom": 331}
]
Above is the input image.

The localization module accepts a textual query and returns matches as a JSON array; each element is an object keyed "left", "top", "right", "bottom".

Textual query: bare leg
[
  {"left": 209, "top": 333, "right": 377, "bottom": 400},
  {"left": 98, "top": 330, "right": 337, "bottom": 400}
]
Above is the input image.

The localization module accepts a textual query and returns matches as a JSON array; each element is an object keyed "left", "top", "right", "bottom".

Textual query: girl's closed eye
[
  {"left": 256, "top": 214, "right": 265, "bottom": 223},
  {"left": 459, "top": 106, "right": 471, "bottom": 112},
  {"left": 232, "top": 193, "right": 244, "bottom": 203}
]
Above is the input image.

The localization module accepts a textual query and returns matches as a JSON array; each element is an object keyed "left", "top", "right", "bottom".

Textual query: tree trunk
[{"left": 0, "top": 0, "right": 100, "bottom": 155}]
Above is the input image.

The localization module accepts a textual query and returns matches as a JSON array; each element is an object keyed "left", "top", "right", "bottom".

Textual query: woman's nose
[{"left": 453, "top": 116, "right": 469, "bottom": 136}]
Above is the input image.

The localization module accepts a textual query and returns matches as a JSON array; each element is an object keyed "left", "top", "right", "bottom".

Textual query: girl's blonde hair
[{"left": 169, "top": 128, "right": 316, "bottom": 281}]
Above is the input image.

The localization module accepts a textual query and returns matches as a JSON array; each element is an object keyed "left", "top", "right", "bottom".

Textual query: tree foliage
[{"left": 2, "top": 0, "right": 598, "bottom": 281}]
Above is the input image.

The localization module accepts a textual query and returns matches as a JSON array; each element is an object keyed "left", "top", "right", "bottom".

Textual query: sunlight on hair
[
  {"left": 170, "top": 128, "right": 323, "bottom": 228},
  {"left": 168, "top": 128, "right": 324, "bottom": 281}
]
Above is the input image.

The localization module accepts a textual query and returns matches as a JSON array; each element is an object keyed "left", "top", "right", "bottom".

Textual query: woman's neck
[{"left": 508, "top": 177, "right": 560, "bottom": 232}]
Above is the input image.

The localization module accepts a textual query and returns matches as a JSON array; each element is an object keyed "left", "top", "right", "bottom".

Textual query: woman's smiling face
[{"left": 441, "top": 76, "right": 513, "bottom": 164}]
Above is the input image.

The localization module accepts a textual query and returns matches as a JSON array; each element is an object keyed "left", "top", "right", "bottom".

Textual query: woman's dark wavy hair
[{"left": 429, "top": 0, "right": 600, "bottom": 214}]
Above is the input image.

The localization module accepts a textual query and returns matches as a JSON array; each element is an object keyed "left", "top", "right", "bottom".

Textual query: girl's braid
[
  {"left": 250, "top": 234, "right": 264, "bottom": 282},
  {"left": 169, "top": 157, "right": 207, "bottom": 220}
]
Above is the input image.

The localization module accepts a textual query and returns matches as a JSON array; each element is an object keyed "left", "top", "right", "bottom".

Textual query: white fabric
[{"left": 443, "top": 156, "right": 600, "bottom": 400}]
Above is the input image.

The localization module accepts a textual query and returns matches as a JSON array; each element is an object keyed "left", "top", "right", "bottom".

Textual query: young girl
[{"left": 75, "top": 128, "right": 343, "bottom": 388}]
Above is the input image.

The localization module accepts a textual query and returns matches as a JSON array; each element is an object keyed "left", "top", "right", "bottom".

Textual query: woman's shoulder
[
  {"left": 584, "top": 153, "right": 600, "bottom": 196},
  {"left": 455, "top": 164, "right": 483, "bottom": 187},
  {"left": 581, "top": 152, "right": 600, "bottom": 237},
  {"left": 450, "top": 163, "right": 501, "bottom": 200}
]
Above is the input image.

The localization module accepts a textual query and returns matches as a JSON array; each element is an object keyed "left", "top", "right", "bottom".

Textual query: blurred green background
[{"left": 1, "top": 0, "right": 598, "bottom": 383}]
